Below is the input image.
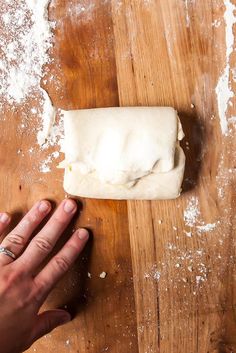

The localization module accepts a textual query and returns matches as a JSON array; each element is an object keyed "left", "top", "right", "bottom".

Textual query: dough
[{"left": 60, "top": 107, "right": 185, "bottom": 200}]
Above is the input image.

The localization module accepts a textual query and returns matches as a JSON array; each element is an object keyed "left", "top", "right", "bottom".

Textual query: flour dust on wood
[{"left": 0, "top": 0, "right": 63, "bottom": 173}]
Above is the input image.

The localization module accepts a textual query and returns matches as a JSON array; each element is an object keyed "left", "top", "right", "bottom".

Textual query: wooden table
[{"left": 0, "top": 1, "right": 235, "bottom": 352}]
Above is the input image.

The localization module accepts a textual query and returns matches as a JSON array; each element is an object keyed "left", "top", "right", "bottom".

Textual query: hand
[{"left": 0, "top": 199, "right": 89, "bottom": 353}]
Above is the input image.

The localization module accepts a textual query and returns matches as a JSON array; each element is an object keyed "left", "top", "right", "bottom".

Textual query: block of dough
[{"left": 59, "top": 107, "right": 185, "bottom": 200}]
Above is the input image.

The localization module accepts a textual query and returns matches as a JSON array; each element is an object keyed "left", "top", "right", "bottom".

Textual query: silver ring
[{"left": 0, "top": 246, "right": 17, "bottom": 260}]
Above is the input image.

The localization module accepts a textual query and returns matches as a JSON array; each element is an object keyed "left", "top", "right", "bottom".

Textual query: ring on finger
[{"left": 0, "top": 246, "right": 17, "bottom": 261}]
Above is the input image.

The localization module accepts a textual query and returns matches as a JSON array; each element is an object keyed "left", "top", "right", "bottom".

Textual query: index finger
[
  {"left": 0, "top": 213, "right": 11, "bottom": 238},
  {"left": 16, "top": 199, "right": 77, "bottom": 271},
  {"left": 0, "top": 201, "right": 51, "bottom": 266}
]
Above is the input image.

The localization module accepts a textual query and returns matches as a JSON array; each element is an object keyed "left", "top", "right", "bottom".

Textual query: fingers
[
  {"left": 0, "top": 201, "right": 51, "bottom": 266},
  {"left": 0, "top": 213, "right": 11, "bottom": 236},
  {"left": 17, "top": 199, "right": 78, "bottom": 271},
  {"left": 0, "top": 213, "right": 11, "bottom": 229},
  {"left": 29, "top": 310, "right": 71, "bottom": 344},
  {"left": 34, "top": 228, "right": 89, "bottom": 303}
]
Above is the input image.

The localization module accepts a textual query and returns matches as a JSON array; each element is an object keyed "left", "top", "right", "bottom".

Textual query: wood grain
[
  {"left": 0, "top": 1, "right": 235, "bottom": 353},
  {"left": 112, "top": 1, "right": 236, "bottom": 353}
]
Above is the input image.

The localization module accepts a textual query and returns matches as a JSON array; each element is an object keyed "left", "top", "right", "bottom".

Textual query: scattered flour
[
  {"left": 99, "top": 272, "right": 107, "bottom": 279},
  {"left": 144, "top": 265, "right": 161, "bottom": 282},
  {"left": 0, "top": 1, "right": 54, "bottom": 110},
  {"left": 184, "top": 230, "right": 192, "bottom": 238},
  {"left": 66, "top": 2, "right": 99, "bottom": 25},
  {"left": 0, "top": 0, "right": 62, "bottom": 173},
  {"left": 216, "top": 152, "right": 235, "bottom": 201},
  {"left": 196, "top": 275, "right": 204, "bottom": 284},
  {"left": 196, "top": 223, "right": 217, "bottom": 233},
  {"left": 142, "top": 246, "right": 222, "bottom": 298},
  {"left": 37, "top": 88, "right": 56, "bottom": 146},
  {"left": 153, "top": 270, "right": 161, "bottom": 281},
  {"left": 39, "top": 111, "right": 64, "bottom": 150},
  {"left": 183, "top": 197, "right": 220, "bottom": 234},
  {"left": 212, "top": 19, "right": 222, "bottom": 28},
  {"left": 65, "top": 339, "right": 70, "bottom": 346},
  {"left": 183, "top": 197, "right": 200, "bottom": 227},
  {"left": 39, "top": 151, "right": 60, "bottom": 173},
  {"left": 215, "top": 0, "right": 236, "bottom": 135},
  {"left": 232, "top": 67, "right": 236, "bottom": 82},
  {"left": 0, "top": 0, "right": 51, "bottom": 102},
  {"left": 228, "top": 116, "right": 236, "bottom": 124}
]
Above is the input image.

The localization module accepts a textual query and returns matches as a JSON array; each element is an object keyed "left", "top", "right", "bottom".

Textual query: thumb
[{"left": 31, "top": 310, "right": 71, "bottom": 343}]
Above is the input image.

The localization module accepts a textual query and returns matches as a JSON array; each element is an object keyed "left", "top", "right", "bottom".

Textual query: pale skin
[{"left": 0, "top": 198, "right": 89, "bottom": 353}]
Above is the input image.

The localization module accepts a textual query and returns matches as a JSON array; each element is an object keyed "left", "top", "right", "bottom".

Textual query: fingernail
[
  {"left": 60, "top": 314, "right": 71, "bottom": 325},
  {"left": 78, "top": 228, "right": 89, "bottom": 241},
  {"left": 64, "top": 200, "right": 76, "bottom": 213},
  {"left": 38, "top": 201, "right": 50, "bottom": 213},
  {"left": 0, "top": 213, "right": 10, "bottom": 224}
]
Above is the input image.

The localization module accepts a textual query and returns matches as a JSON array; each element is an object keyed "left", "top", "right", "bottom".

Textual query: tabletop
[{"left": 0, "top": 1, "right": 235, "bottom": 352}]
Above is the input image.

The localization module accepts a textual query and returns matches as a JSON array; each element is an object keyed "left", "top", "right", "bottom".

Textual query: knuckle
[
  {"left": 16, "top": 295, "right": 31, "bottom": 309},
  {"left": 0, "top": 271, "right": 13, "bottom": 293},
  {"left": 54, "top": 256, "right": 70, "bottom": 272},
  {"left": 7, "top": 233, "right": 26, "bottom": 247},
  {"left": 5, "top": 267, "right": 24, "bottom": 283},
  {"left": 13, "top": 270, "right": 25, "bottom": 284},
  {"left": 33, "top": 237, "right": 53, "bottom": 253},
  {"left": 32, "top": 280, "right": 48, "bottom": 304},
  {"left": 0, "top": 267, "right": 26, "bottom": 296}
]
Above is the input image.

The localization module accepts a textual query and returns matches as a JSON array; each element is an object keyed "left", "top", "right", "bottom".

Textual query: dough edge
[
  {"left": 60, "top": 106, "right": 186, "bottom": 200},
  {"left": 63, "top": 145, "right": 186, "bottom": 200}
]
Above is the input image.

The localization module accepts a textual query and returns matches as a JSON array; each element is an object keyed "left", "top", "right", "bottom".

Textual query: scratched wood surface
[{"left": 0, "top": 1, "right": 235, "bottom": 353}]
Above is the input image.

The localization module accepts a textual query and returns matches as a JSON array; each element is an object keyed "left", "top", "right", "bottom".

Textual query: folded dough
[{"left": 60, "top": 107, "right": 185, "bottom": 200}]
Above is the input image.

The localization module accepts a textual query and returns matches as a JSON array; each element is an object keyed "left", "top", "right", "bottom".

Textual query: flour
[
  {"left": 153, "top": 270, "right": 161, "bottom": 281},
  {"left": 40, "top": 151, "right": 60, "bottom": 173},
  {"left": 40, "top": 111, "right": 64, "bottom": 151},
  {"left": 196, "top": 223, "right": 217, "bottom": 233},
  {"left": 71, "top": 3, "right": 95, "bottom": 17},
  {"left": 99, "top": 272, "right": 107, "bottom": 279},
  {"left": 0, "top": 0, "right": 62, "bottom": 172},
  {"left": 212, "top": 19, "right": 222, "bottom": 28},
  {"left": 143, "top": 247, "right": 214, "bottom": 298},
  {"left": 144, "top": 264, "right": 161, "bottom": 282},
  {"left": 228, "top": 116, "right": 236, "bottom": 124},
  {"left": 183, "top": 197, "right": 200, "bottom": 227},
  {"left": 183, "top": 197, "right": 220, "bottom": 234},
  {"left": 1, "top": 3, "right": 53, "bottom": 110},
  {"left": 66, "top": 1, "right": 98, "bottom": 24},
  {"left": 196, "top": 275, "right": 204, "bottom": 284},
  {"left": 232, "top": 68, "right": 236, "bottom": 82},
  {"left": 184, "top": 230, "right": 192, "bottom": 238},
  {"left": 0, "top": 1, "right": 53, "bottom": 103},
  {"left": 37, "top": 88, "right": 56, "bottom": 146},
  {"left": 216, "top": 152, "right": 235, "bottom": 202},
  {"left": 215, "top": 0, "right": 236, "bottom": 135}
]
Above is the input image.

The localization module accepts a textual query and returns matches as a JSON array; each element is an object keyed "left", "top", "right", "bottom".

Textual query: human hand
[{"left": 0, "top": 199, "right": 89, "bottom": 353}]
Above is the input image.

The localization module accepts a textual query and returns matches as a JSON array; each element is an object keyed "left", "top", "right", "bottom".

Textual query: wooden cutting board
[{"left": 0, "top": 1, "right": 235, "bottom": 352}]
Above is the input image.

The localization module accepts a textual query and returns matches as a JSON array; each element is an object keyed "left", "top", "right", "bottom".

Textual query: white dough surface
[{"left": 60, "top": 107, "right": 185, "bottom": 200}]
